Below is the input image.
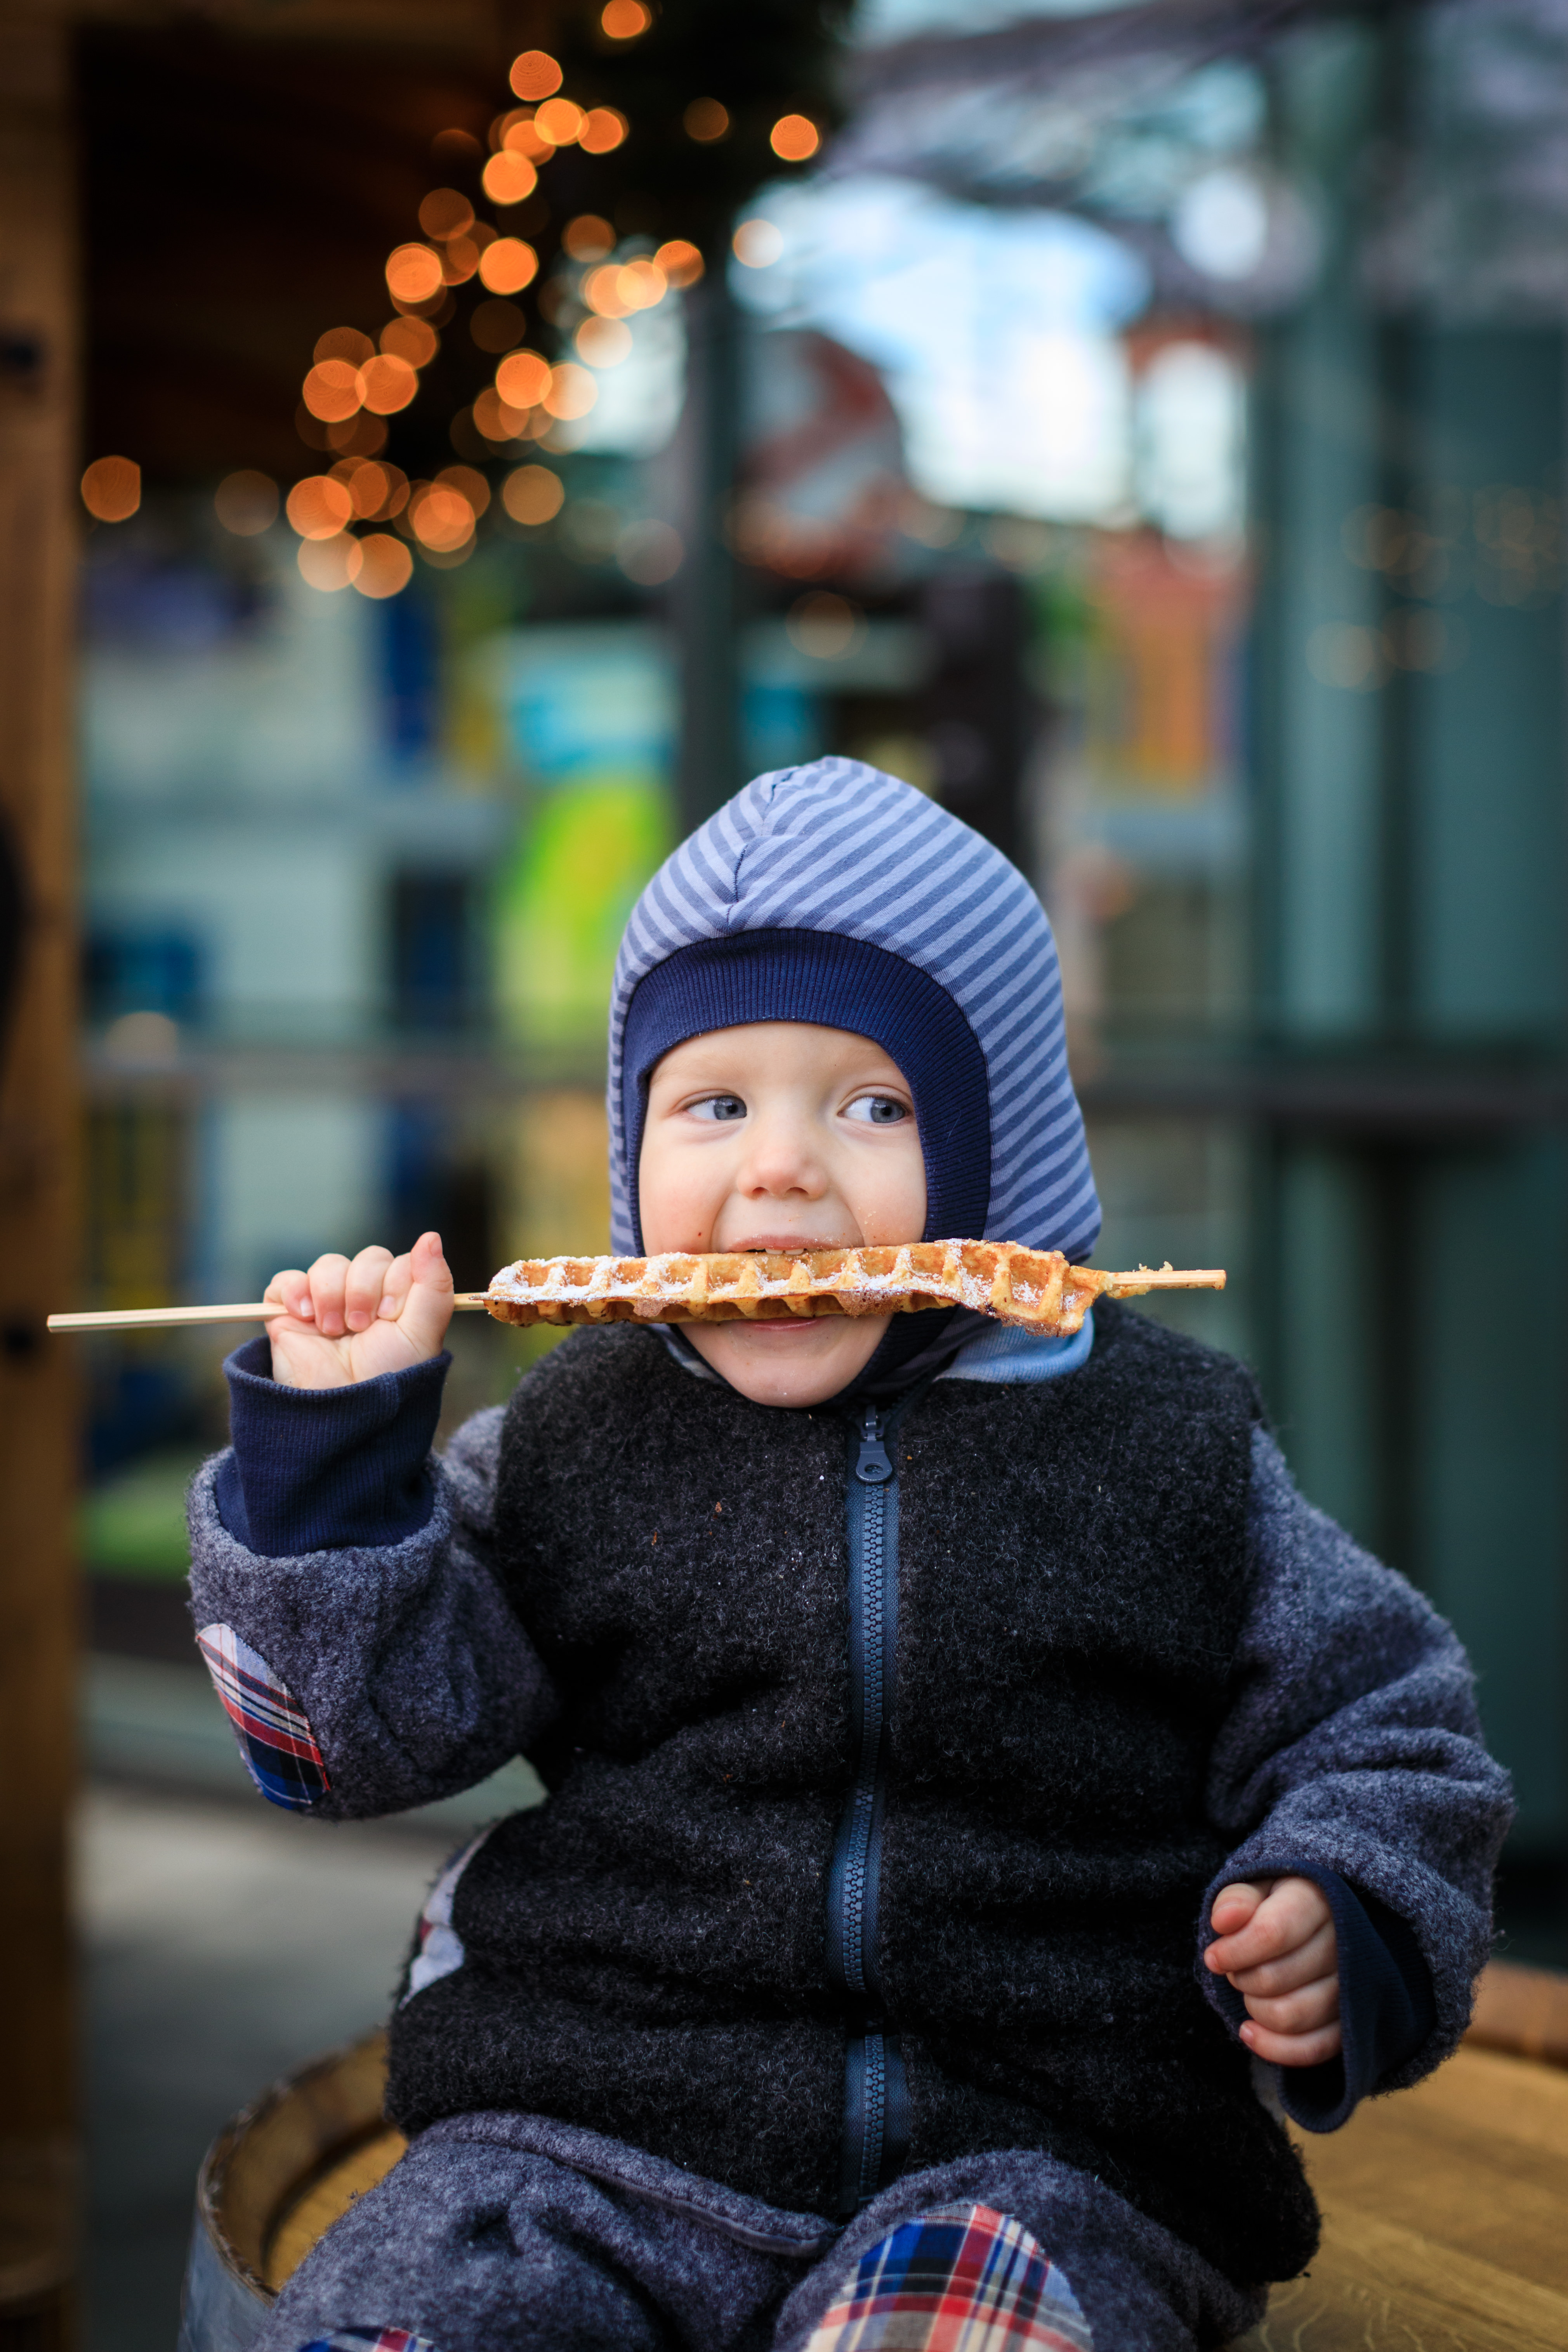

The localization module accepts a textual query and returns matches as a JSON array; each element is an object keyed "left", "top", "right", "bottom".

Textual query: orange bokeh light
[
  {"left": 358, "top": 353, "right": 418, "bottom": 415},
  {"left": 381, "top": 316, "right": 439, "bottom": 368},
  {"left": 534, "top": 98, "right": 584, "bottom": 146},
  {"left": 510, "top": 49, "right": 563, "bottom": 101},
  {"left": 601, "top": 0, "right": 651, "bottom": 34},
  {"left": 286, "top": 475, "right": 354, "bottom": 540},
  {"left": 302, "top": 359, "right": 363, "bottom": 422},
  {"left": 386, "top": 244, "right": 444, "bottom": 304},
  {"left": 684, "top": 98, "right": 728, "bottom": 142},
  {"left": 410, "top": 484, "right": 475, "bottom": 551},
  {"left": 770, "top": 113, "right": 820, "bottom": 161},
  {"left": 298, "top": 535, "right": 361, "bottom": 593},
  {"left": 582, "top": 265, "right": 627, "bottom": 318},
  {"left": 351, "top": 534, "right": 414, "bottom": 599},
  {"left": 502, "top": 463, "right": 565, "bottom": 525},
  {"left": 473, "top": 387, "right": 531, "bottom": 441},
  {"left": 315, "top": 326, "right": 375, "bottom": 367},
  {"left": 576, "top": 316, "right": 632, "bottom": 368},
  {"left": 214, "top": 470, "right": 278, "bottom": 535},
  {"left": 419, "top": 188, "right": 474, "bottom": 242},
  {"left": 478, "top": 238, "right": 539, "bottom": 296},
  {"left": 441, "top": 237, "right": 480, "bottom": 285},
  {"left": 482, "top": 150, "right": 538, "bottom": 206},
  {"left": 616, "top": 258, "right": 666, "bottom": 310},
  {"left": 332, "top": 459, "right": 393, "bottom": 519},
  {"left": 496, "top": 349, "right": 552, "bottom": 408},
  {"left": 437, "top": 463, "right": 491, "bottom": 518},
  {"left": 654, "top": 239, "right": 704, "bottom": 289},
  {"left": 579, "top": 108, "right": 628, "bottom": 154},
  {"left": 499, "top": 111, "right": 553, "bottom": 161},
  {"left": 544, "top": 362, "right": 597, "bottom": 420},
  {"left": 564, "top": 214, "right": 616, "bottom": 262}
]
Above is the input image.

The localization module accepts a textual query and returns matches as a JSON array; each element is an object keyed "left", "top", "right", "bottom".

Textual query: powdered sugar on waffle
[{"left": 483, "top": 1241, "right": 1113, "bottom": 1334}]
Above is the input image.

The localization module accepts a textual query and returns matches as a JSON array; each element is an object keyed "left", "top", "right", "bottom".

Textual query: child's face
[{"left": 639, "top": 1021, "right": 927, "bottom": 1406}]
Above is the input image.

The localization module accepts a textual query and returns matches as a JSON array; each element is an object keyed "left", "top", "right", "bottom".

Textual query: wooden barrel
[
  {"left": 179, "top": 2032, "right": 405, "bottom": 2352},
  {"left": 180, "top": 1964, "right": 1568, "bottom": 2351}
]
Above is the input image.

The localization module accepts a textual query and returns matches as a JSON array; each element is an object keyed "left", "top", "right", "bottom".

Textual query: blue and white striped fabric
[{"left": 608, "top": 759, "right": 1100, "bottom": 1263}]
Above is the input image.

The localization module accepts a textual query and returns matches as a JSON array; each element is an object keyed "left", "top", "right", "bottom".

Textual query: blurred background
[{"left": 1, "top": 0, "right": 1566, "bottom": 2344}]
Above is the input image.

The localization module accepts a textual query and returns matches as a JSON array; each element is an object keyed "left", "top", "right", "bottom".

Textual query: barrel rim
[{"left": 197, "top": 2026, "right": 388, "bottom": 2302}]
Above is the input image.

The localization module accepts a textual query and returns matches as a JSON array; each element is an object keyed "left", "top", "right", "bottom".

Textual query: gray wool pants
[{"left": 254, "top": 2112, "right": 1267, "bottom": 2352}]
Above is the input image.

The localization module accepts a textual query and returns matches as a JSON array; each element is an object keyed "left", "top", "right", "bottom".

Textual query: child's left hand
[{"left": 1203, "top": 1876, "right": 1340, "bottom": 2067}]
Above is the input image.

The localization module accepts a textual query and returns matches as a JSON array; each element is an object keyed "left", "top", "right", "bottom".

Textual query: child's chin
[{"left": 689, "top": 1315, "right": 889, "bottom": 1406}]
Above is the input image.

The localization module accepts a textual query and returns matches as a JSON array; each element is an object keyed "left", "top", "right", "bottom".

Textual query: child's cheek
[{"left": 639, "top": 1138, "right": 724, "bottom": 1256}]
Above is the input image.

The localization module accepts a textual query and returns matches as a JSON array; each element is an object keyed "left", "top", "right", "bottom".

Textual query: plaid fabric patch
[
  {"left": 807, "top": 2204, "right": 1094, "bottom": 2352},
  {"left": 196, "top": 1623, "right": 331, "bottom": 1811},
  {"left": 401, "top": 1827, "right": 494, "bottom": 2005},
  {"left": 295, "top": 2331, "right": 436, "bottom": 2352}
]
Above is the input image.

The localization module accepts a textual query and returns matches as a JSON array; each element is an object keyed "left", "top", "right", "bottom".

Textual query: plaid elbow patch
[
  {"left": 295, "top": 2332, "right": 436, "bottom": 2352},
  {"left": 196, "top": 1623, "right": 331, "bottom": 1811},
  {"left": 807, "top": 2204, "right": 1094, "bottom": 2352}
]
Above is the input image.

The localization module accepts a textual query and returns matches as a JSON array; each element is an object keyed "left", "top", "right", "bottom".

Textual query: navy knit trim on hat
[{"left": 620, "top": 928, "right": 991, "bottom": 1256}]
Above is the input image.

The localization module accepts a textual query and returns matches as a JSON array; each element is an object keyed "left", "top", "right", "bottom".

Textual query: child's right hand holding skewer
[{"left": 263, "top": 1229, "right": 455, "bottom": 1388}]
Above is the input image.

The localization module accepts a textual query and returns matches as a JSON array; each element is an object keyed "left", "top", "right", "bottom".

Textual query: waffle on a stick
[{"left": 484, "top": 1242, "right": 1223, "bottom": 1336}]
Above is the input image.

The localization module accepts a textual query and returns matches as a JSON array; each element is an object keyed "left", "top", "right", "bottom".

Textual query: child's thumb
[{"left": 398, "top": 1229, "right": 456, "bottom": 1354}]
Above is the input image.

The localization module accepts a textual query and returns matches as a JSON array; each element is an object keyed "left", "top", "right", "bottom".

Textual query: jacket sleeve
[
  {"left": 1198, "top": 1426, "right": 1513, "bottom": 2125},
  {"left": 186, "top": 1349, "right": 557, "bottom": 1822}
]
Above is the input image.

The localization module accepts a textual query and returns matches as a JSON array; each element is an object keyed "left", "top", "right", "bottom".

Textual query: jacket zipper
[{"left": 827, "top": 1396, "right": 917, "bottom": 2214}]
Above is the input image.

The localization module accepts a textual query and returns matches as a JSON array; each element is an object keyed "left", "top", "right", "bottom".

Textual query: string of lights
[{"left": 80, "top": 2, "right": 848, "bottom": 599}]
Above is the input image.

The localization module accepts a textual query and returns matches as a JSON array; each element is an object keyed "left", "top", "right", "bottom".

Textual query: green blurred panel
[
  {"left": 80, "top": 1452, "right": 197, "bottom": 1581},
  {"left": 1271, "top": 1145, "right": 1380, "bottom": 1550},
  {"left": 497, "top": 780, "right": 671, "bottom": 1047},
  {"left": 1259, "top": 20, "right": 1386, "bottom": 1034},
  {"left": 1412, "top": 330, "right": 1568, "bottom": 1036},
  {"left": 1414, "top": 1138, "right": 1568, "bottom": 1846}
]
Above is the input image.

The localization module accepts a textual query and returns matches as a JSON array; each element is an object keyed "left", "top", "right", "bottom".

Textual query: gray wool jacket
[{"left": 187, "top": 1311, "right": 1512, "bottom": 2272}]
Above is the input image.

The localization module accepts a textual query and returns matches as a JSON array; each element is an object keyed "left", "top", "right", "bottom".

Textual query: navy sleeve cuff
[
  {"left": 1202, "top": 1863, "right": 1437, "bottom": 2134},
  {"left": 214, "top": 1335, "right": 450, "bottom": 1557}
]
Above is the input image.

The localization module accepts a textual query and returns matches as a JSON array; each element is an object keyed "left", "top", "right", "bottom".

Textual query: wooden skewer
[
  {"left": 1105, "top": 1269, "right": 1226, "bottom": 1293},
  {"left": 47, "top": 1267, "right": 1224, "bottom": 1335},
  {"left": 46, "top": 1297, "right": 495, "bottom": 1333}
]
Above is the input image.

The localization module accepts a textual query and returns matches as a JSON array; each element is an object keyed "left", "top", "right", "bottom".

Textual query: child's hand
[
  {"left": 262, "top": 1230, "right": 455, "bottom": 1389},
  {"left": 1203, "top": 1876, "right": 1341, "bottom": 2067}
]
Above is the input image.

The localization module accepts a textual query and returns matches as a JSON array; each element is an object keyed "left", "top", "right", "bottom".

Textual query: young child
[{"left": 190, "top": 761, "right": 1511, "bottom": 2352}]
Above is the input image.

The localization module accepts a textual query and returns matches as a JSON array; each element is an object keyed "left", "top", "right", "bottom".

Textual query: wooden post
[
  {"left": 0, "top": 11, "right": 80, "bottom": 2347},
  {"left": 673, "top": 259, "right": 743, "bottom": 835}
]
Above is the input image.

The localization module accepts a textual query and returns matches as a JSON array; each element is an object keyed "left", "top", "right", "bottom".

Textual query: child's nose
[{"left": 736, "top": 1120, "right": 828, "bottom": 1198}]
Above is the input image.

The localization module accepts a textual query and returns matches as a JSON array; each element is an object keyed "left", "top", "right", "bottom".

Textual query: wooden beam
[{"left": 0, "top": 9, "right": 80, "bottom": 2343}]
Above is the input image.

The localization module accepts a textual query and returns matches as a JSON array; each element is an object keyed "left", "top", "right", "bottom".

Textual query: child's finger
[
  {"left": 1241, "top": 1971, "right": 1339, "bottom": 2038},
  {"left": 394, "top": 1230, "right": 455, "bottom": 1356},
  {"left": 344, "top": 1245, "right": 395, "bottom": 1332},
  {"left": 377, "top": 1252, "right": 415, "bottom": 1319},
  {"left": 1207, "top": 1880, "right": 1268, "bottom": 1946},
  {"left": 307, "top": 1253, "right": 352, "bottom": 1338},
  {"left": 262, "top": 1268, "right": 312, "bottom": 1322},
  {"left": 1241, "top": 2016, "right": 1343, "bottom": 2069},
  {"left": 1206, "top": 1877, "right": 1331, "bottom": 1977},
  {"left": 1222, "top": 1919, "right": 1337, "bottom": 1997}
]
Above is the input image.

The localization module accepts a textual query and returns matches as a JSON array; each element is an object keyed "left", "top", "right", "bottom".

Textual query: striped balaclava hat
[{"left": 608, "top": 757, "right": 1099, "bottom": 1387}]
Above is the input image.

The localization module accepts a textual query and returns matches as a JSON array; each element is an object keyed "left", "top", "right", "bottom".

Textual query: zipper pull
[{"left": 854, "top": 1407, "right": 893, "bottom": 1484}]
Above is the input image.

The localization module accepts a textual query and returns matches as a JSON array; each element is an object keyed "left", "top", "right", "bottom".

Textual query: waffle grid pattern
[{"left": 486, "top": 1242, "right": 1111, "bottom": 1333}]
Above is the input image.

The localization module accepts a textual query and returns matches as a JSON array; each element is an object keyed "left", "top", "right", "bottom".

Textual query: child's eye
[
  {"left": 844, "top": 1094, "right": 909, "bottom": 1125},
  {"left": 688, "top": 1094, "right": 747, "bottom": 1122}
]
